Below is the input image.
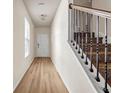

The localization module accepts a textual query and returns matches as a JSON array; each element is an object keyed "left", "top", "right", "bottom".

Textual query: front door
[{"left": 36, "top": 34, "right": 49, "bottom": 57}]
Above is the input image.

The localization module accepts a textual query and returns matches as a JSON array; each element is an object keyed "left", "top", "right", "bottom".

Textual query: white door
[{"left": 36, "top": 34, "right": 49, "bottom": 57}]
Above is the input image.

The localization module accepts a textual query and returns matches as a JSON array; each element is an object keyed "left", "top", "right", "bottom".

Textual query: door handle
[{"left": 37, "top": 43, "right": 40, "bottom": 48}]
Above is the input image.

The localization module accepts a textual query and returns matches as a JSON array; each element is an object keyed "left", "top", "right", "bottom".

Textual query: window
[{"left": 24, "top": 18, "right": 30, "bottom": 57}]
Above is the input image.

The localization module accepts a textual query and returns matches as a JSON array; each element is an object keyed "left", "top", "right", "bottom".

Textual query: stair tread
[{"left": 87, "top": 52, "right": 111, "bottom": 55}]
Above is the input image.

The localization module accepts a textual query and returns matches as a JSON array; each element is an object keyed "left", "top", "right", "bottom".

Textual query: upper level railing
[
  {"left": 68, "top": 3, "right": 111, "bottom": 93},
  {"left": 69, "top": 3, "right": 111, "bottom": 19}
]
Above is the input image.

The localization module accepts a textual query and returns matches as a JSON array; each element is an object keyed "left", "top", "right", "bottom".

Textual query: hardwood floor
[{"left": 14, "top": 57, "right": 68, "bottom": 93}]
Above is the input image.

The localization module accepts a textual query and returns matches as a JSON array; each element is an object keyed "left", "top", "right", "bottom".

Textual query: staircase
[
  {"left": 74, "top": 32, "right": 111, "bottom": 86},
  {"left": 69, "top": 3, "right": 111, "bottom": 93}
]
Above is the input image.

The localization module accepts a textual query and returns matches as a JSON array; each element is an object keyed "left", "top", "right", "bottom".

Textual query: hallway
[
  {"left": 13, "top": 0, "right": 111, "bottom": 93},
  {"left": 14, "top": 57, "right": 68, "bottom": 93}
]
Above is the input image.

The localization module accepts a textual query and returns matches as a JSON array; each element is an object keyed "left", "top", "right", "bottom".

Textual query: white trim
[{"left": 71, "top": 4, "right": 111, "bottom": 19}]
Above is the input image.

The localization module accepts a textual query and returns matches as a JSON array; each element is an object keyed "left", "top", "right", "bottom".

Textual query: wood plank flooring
[{"left": 14, "top": 57, "right": 68, "bottom": 93}]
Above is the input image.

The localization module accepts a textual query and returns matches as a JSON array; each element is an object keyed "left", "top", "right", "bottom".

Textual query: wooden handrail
[{"left": 69, "top": 3, "right": 111, "bottom": 19}]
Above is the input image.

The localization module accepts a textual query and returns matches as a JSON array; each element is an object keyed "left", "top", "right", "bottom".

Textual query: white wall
[
  {"left": 92, "top": 0, "right": 111, "bottom": 11},
  {"left": 74, "top": 0, "right": 92, "bottom": 7},
  {"left": 92, "top": 0, "right": 111, "bottom": 43},
  {"left": 35, "top": 27, "right": 50, "bottom": 57},
  {"left": 13, "top": 0, "right": 35, "bottom": 90},
  {"left": 50, "top": 0, "right": 97, "bottom": 93}
]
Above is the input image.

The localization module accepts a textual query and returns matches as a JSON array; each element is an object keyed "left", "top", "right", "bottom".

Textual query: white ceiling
[{"left": 24, "top": 0, "right": 61, "bottom": 27}]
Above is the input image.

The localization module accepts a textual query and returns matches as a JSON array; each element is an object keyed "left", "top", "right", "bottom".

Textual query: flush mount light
[
  {"left": 40, "top": 14, "right": 47, "bottom": 17},
  {"left": 38, "top": 3, "right": 45, "bottom": 5},
  {"left": 40, "top": 14, "right": 47, "bottom": 21}
]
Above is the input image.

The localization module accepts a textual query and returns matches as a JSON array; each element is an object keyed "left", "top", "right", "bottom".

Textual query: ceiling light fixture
[
  {"left": 40, "top": 14, "right": 47, "bottom": 21},
  {"left": 41, "top": 14, "right": 47, "bottom": 17},
  {"left": 38, "top": 3, "right": 45, "bottom": 5}
]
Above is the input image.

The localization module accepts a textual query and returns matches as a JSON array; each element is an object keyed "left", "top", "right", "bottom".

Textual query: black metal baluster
[
  {"left": 71, "top": 9, "right": 75, "bottom": 44},
  {"left": 81, "top": 12, "right": 84, "bottom": 58},
  {"left": 77, "top": 10, "right": 79, "bottom": 51},
  {"left": 69, "top": 8, "right": 73, "bottom": 43},
  {"left": 85, "top": 13, "right": 88, "bottom": 65},
  {"left": 69, "top": 4, "right": 75, "bottom": 45},
  {"left": 89, "top": 14, "right": 93, "bottom": 72},
  {"left": 71, "top": 9, "right": 73, "bottom": 43},
  {"left": 73, "top": 9, "right": 75, "bottom": 46},
  {"left": 95, "top": 16, "right": 100, "bottom": 82},
  {"left": 68, "top": 8, "right": 70, "bottom": 42},
  {"left": 75, "top": 10, "right": 78, "bottom": 49},
  {"left": 103, "top": 18, "right": 109, "bottom": 93},
  {"left": 78, "top": 10, "right": 81, "bottom": 54}
]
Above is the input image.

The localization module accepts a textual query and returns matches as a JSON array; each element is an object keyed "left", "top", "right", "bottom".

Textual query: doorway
[{"left": 36, "top": 34, "right": 49, "bottom": 57}]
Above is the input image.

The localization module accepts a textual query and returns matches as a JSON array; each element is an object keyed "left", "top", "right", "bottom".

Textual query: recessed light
[{"left": 38, "top": 3, "right": 45, "bottom": 5}]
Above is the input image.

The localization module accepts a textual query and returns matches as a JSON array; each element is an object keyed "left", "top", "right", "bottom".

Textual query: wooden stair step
[
  {"left": 87, "top": 53, "right": 111, "bottom": 62},
  {"left": 92, "top": 61, "right": 111, "bottom": 86},
  {"left": 99, "top": 68, "right": 111, "bottom": 86},
  {"left": 87, "top": 52, "right": 111, "bottom": 55},
  {"left": 75, "top": 37, "right": 103, "bottom": 44},
  {"left": 74, "top": 32, "right": 95, "bottom": 38},
  {"left": 82, "top": 44, "right": 111, "bottom": 52},
  {"left": 92, "top": 62, "right": 111, "bottom": 69},
  {"left": 73, "top": 31, "right": 111, "bottom": 86},
  {"left": 82, "top": 37, "right": 103, "bottom": 43}
]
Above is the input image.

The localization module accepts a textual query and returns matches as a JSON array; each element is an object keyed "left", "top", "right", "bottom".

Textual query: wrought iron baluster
[
  {"left": 71, "top": 9, "right": 75, "bottom": 44},
  {"left": 81, "top": 12, "right": 84, "bottom": 58},
  {"left": 69, "top": 8, "right": 73, "bottom": 43},
  {"left": 68, "top": 8, "right": 70, "bottom": 42},
  {"left": 73, "top": 9, "right": 76, "bottom": 46},
  {"left": 95, "top": 16, "right": 100, "bottom": 82},
  {"left": 71, "top": 9, "right": 73, "bottom": 43},
  {"left": 85, "top": 13, "right": 88, "bottom": 65},
  {"left": 89, "top": 14, "right": 93, "bottom": 72},
  {"left": 78, "top": 10, "right": 81, "bottom": 54},
  {"left": 75, "top": 10, "right": 78, "bottom": 49},
  {"left": 69, "top": 4, "right": 75, "bottom": 45},
  {"left": 103, "top": 18, "right": 109, "bottom": 93}
]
